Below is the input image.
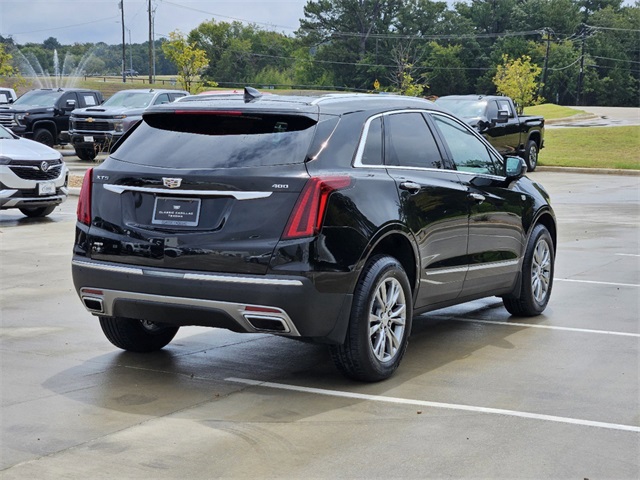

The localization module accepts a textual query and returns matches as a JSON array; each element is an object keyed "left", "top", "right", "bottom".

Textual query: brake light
[
  {"left": 77, "top": 168, "right": 93, "bottom": 226},
  {"left": 282, "top": 176, "right": 352, "bottom": 239}
]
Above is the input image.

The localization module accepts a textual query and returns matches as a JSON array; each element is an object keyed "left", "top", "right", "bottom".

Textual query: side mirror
[
  {"left": 505, "top": 156, "right": 527, "bottom": 181},
  {"left": 494, "top": 109, "right": 509, "bottom": 124},
  {"left": 64, "top": 99, "right": 76, "bottom": 111}
]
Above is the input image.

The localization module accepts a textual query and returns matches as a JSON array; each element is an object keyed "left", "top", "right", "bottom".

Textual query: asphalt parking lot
[{"left": 1, "top": 170, "right": 638, "bottom": 479}]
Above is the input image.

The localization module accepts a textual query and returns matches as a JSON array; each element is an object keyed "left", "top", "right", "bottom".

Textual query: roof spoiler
[{"left": 244, "top": 86, "right": 262, "bottom": 103}]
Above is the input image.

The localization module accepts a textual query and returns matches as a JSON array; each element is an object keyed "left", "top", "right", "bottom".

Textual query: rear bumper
[{"left": 71, "top": 257, "right": 353, "bottom": 344}]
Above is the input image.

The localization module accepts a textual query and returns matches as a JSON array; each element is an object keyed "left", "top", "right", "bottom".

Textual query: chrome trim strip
[
  {"left": 185, "top": 273, "right": 303, "bottom": 286},
  {"left": 468, "top": 259, "right": 519, "bottom": 272},
  {"left": 72, "top": 259, "right": 144, "bottom": 275},
  {"left": 72, "top": 259, "right": 304, "bottom": 286},
  {"left": 425, "top": 259, "right": 519, "bottom": 276},
  {"left": 103, "top": 184, "right": 272, "bottom": 200}
]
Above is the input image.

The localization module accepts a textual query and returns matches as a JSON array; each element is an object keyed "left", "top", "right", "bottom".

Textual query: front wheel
[
  {"left": 330, "top": 255, "right": 412, "bottom": 382},
  {"left": 99, "top": 316, "right": 179, "bottom": 352},
  {"left": 33, "top": 128, "right": 55, "bottom": 147},
  {"left": 75, "top": 147, "right": 97, "bottom": 161},
  {"left": 19, "top": 205, "right": 56, "bottom": 217},
  {"left": 524, "top": 139, "right": 539, "bottom": 172},
  {"left": 503, "top": 224, "right": 554, "bottom": 316}
]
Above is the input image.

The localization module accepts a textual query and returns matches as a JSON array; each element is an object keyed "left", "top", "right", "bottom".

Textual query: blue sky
[{"left": 1, "top": 0, "right": 309, "bottom": 45}]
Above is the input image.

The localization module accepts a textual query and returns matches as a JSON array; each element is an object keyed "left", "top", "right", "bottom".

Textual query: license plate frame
[
  {"left": 152, "top": 197, "right": 201, "bottom": 227},
  {"left": 38, "top": 182, "right": 56, "bottom": 196}
]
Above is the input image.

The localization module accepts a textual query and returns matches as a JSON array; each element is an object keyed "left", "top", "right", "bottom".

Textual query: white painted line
[
  {"left": 446, "top": 318, "right": 640, "bottom": 338},
  {"left": 615, "top": 253, "right": 640, "bottom": 257},
  {"left": 556, "top": 278, "right": 639, "bottom": 288},
  {"left": 226, "top": 377, "right": 640, "bottom": 433}
]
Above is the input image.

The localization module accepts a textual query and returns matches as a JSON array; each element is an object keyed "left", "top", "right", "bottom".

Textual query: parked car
[
  {"left": 0, "top": 125, "right": 68, "bottom": 217},
  {"left": 71, "top": 89, "right": 556, "bottom": 381},
  {"left": 69, "top": 89, "right": 188, "bottom": 160},
  {"left": 0, "top": 88, "right": 104, "bottom": 147},
  {"left": 435, "top": 95, "right": 544, "bottom": 171},
  {"left": 0, "top": 87, "right": 17, "bottom": 105}
]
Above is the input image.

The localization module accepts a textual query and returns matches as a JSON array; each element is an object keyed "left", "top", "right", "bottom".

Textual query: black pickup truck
[
  {"left": 0, "top": 88, "right": 104, "bottom": 147},
  {"left": 435, "top": 95, "right": 544, "bottom": 171}
]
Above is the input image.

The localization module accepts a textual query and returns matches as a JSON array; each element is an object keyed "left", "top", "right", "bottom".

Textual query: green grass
[
  {"left": 540, "top": 126, "right": 640, "bottom": 170},
  {"left": 524, "top": 103, "right": 587, "bottom": 120}
]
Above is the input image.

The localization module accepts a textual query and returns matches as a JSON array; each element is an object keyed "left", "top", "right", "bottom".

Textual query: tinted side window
[
  {"left": 361, "top": 117, "right": 383, "bottom": 165},
  {"left": 153, "top": 93, "right": 170, "bottom": 105},
  {"left": 497, "top": 99, "right": 514, "bottom": 118},
  {"left": 432, "top": 114, "right": 499, "bottom": 175},
  {"left": 385, "top": 113, "right": 443, "bottom": 169}
]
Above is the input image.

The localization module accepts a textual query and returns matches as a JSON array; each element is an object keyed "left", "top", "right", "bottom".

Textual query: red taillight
[
  {"left": 282, "top": 176, "right": 352, "bottom": 240},
  {"left": 77, "top": 168, "right": 93, "bottom": 226}
]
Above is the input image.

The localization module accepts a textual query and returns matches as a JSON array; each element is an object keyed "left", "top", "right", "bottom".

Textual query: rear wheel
[
  {"left": 503, "top": 224, "right": 554, "bottom": 316},
  {"left": 19, "top": 205, "right": 56, "bottom": 217},
  {"left": 330, "top": 255, "right": 412, "bottom": 382},
  {"left": 33, "top": 128, "right": 55, "bottom": 147},
  {"left": 99, "top": 316, "right": 179, "bottom": 352},
  {"left": 524, "top": 139, "right": 538, "bottom": 172},
  {"left": 75, "top": 147, "right": 97, "bottom": 161}
]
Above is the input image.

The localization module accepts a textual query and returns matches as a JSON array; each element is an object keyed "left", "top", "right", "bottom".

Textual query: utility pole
[
  {"left": 148, "top": 0, "right": 153, "bottom": 84},
  {"left": 120, "top": 0, "right": 126, "bottom": 83},
  {"left": 540, "top": 28, "right": 553, "bottom": 100},
  {"left": 576, "top": 26, "right": 587, "bottom": 106}
]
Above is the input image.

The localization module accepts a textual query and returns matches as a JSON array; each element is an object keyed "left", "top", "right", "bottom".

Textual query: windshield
[
  {"left": 0, "top": 126, "right": 15, "bottom": 139},
  {"left": 102, "top": 91, "right": 155, "bottom": 108},
  {"left": 436, "top": 99, "right": 487, "bottom": 118},
  {"left": 13, "top": 90, "right": 61, "bottom": 107}
]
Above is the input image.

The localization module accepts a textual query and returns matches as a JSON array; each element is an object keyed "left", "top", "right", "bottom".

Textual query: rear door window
[
  {"left": 385, "top": 112, "right": 444, "bottom": 169},
  {"left": 361, "top": 117, "right": 383, "bottom": 166},
  {"left": 112, "top": 112, "right": 318, "bottom": 168}
]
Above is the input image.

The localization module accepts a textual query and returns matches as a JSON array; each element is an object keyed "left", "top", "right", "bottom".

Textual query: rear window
[{"left": 111, "top": 112, "right": 317, "bottom": 168}]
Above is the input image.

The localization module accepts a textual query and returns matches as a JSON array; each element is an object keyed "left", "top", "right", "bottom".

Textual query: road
[
  {"left": 549, "top": 105, "right": 640, "bottom": 128},
  {"left": 1, "top": 171, "right": 639, "bottom": 479}
]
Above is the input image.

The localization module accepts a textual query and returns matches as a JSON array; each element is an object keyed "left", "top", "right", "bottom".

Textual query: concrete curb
[
  {"left": 534, "top": 166, "right": 640, "bottom": 176},
  {"left": 545, "top": 113, "right": 600, "bottom": 125}
]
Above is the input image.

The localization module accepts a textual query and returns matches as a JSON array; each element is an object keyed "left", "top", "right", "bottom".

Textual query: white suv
[{"left": 0, "top": 125, "right": 68, "bottom": 217}]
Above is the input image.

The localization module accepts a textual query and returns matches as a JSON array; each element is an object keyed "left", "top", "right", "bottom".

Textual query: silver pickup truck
[{"left": 69, "top": 88, "right": 188, "bottom": 160}]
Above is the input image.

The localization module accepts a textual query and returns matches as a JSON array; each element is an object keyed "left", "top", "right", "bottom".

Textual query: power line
[
  {"left": 585, "top": 24, "right": 640, "bottom": 33},
  {"left": 592, "top": 55, "right": 640, "bottom": 64},
  {"left": 7, "top": 15, "right": 120, "bottom": 36}
]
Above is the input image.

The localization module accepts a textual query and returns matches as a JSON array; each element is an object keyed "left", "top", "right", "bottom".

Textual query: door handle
[
  {"left": 399, "top": 181, "right": 421, "bottom": 194},
  {"left": 468, "top": 193, "right": 485, "bottom": 203}
]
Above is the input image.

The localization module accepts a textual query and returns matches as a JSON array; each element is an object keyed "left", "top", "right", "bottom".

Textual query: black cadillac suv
[{"left": 72, "top": 88, "right": 556, "bottom": 381}]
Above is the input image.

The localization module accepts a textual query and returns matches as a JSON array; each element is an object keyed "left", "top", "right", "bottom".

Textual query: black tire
[
  {"left": 33, "top": 128, "right": 55, "bottom": 147},
  {"left": 99, "top": 316, "right": 179, "bottom": 352},
  {"left": 524, "top": 139, "right": 538, "bottom": 172},
  {"left": 75, "top": 147, "right": 97, "bottom": 161},
  {"left": 503, "top": 224, "right": 554, "bottom": 316},
  {"left": 19, "top": 205, "right": 56, "bottom": 217},
  {"left": 330, "top": 255, "right": 413, "bottom": 382}
]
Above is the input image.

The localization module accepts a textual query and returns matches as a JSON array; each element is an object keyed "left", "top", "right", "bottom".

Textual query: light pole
[{"left": 120, "top": 0, "right": 126, "bottom": 83}]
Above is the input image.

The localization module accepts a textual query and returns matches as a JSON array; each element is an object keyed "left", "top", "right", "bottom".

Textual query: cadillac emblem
[
  {"left": 162, "top": 177, "right": 182, "bottom": 189},
  {"left": 40, "top": 161, "right": 50, "bottom": 172}
]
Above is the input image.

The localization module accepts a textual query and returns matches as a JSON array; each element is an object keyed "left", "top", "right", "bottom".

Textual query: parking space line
[
  {"left": 556, "top": 278, "right": 639, "bottom": 288},
  {"left": 447, "top": 319, "right": 640, "bottom": 337},
  {"left": 615, "top": 253, "right": 640, "bottom": 257},
  {"left": 226, "top": 377, "right": 640, "bottom": 433}
]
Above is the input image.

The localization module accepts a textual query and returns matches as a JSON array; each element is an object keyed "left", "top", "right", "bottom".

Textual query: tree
[
  {"left": 493, "top": 55, "right": 543, "bottom": 113},
  {"left": 0, "top": 44, "right": 26, "bottom": 90},
  {"left": 161, "top": 30, "right": 210, "bottom": 93}
]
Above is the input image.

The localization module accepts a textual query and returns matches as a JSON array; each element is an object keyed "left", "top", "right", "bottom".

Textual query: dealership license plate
[
  {"left": 152, "top": 197, "right": 201, "bottom": 226},
  {"left": 38, "top": 182, "right": 56, "bottom": 196},
  {"left": 83, "top": 136, "right": 94, "bottom": 142}
]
